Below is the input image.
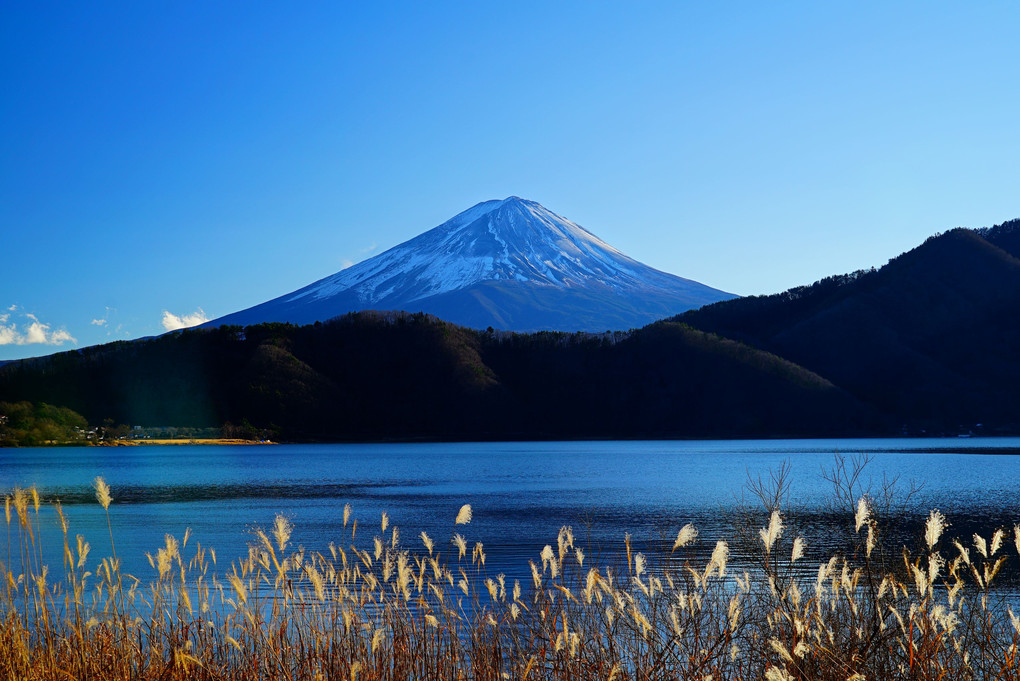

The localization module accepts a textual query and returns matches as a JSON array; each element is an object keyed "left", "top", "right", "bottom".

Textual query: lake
[{"left": 3, "top": 438, "right": 1020, "bottom": 585}]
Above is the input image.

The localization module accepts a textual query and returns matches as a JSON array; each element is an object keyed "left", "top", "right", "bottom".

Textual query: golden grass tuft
[{"left": 4, "top": 478, "right": 1020, "bottom": 680}]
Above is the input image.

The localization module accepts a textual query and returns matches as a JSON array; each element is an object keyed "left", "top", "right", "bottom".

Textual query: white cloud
[
  {"left": 89, "top": 306, "right": 115, "bottom": 331},
  {"left": 339, "top": 242, "right": 378, "bottom": 270},
  {"left": 49, "top": 328, "right": 75, "bottom": 343},
  {"left": 161, "top": 308, "right": 209, "bottom": 332},
  {"left": 24, "top": 322, "right": 49, "bottom": 344},
  {"left": 0, "top": 308, "right": 77, "bottom": 346}
]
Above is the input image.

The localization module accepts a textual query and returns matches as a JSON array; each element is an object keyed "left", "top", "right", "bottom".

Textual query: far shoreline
[
  {"left": 107, "top": 438, "right": 275, "bottom": 446},
  {"left": 5, "top": 434, "right": 1020, "bottom": 449}
]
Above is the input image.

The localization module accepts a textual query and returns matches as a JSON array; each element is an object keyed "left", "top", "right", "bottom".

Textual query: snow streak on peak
[{"left": 286, "top": 197, "right": 702, "bottom": 307}]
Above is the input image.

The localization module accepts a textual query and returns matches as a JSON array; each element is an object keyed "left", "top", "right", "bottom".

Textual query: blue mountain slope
[{"left": 207, "top": 197, "right": 736, "bottom": 332}]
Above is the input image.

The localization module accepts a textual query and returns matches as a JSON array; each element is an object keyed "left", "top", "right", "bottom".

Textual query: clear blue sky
[{"left": 2, "top": 2, "right": 1018, "bottom": 360}]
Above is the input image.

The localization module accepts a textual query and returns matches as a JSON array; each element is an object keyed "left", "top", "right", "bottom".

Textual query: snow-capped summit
[{"left": 207, "top": 197, "right": 736, "bottom": 332}]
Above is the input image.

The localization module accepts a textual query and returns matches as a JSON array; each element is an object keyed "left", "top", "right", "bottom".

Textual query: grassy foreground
[{"left": 4, "top": 479, "right": 1020, "bottom": 680}]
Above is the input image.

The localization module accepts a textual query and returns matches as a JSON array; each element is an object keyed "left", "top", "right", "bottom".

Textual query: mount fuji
[{"left": 208, "top": 197, "right": 736, "bottom": 332}]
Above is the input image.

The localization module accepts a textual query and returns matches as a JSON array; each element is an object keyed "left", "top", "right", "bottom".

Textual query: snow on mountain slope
[{"left": 207, "top": 197, "right": 736, "bottom": 332}]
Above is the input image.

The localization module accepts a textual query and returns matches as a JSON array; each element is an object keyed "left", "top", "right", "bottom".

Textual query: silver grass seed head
[
  {"left": 272, "top": 514, "right": 293, "bottom": 553},
  {"left": 925, "top": 509, "right": 947, "bottom": 550},
  {"left": 673, "top": 524, "right": 698, "bottom": 551},
  {"left": 991, "top": 528, "right": 1005, "bottom": 556},
  {"left": 759, "top": 510, "right": 784, "bottom": 553},
  {"left": 708, "top": 540, "right": 729, "bottom": 578},
  {"left": 791, "top": 536, "right": 806, "bottom": 563},
  {"left": 855, "top": 497, "right": 871, "bottom": 533},
  {"left": 974, "top": 533, "right": 988, "bottom": 559},
  {"left": 452, "top": 533, "right": 467, "bottom": 559},
  {"left": 94, "top": 477, "right": 112, "bottom": 510},
  {"left": 12, "top": 488, "right": 27, "bottom": 521}
]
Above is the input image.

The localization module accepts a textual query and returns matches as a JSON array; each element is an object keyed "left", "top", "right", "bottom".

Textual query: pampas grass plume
[
  {"left": 759, "top": 510, "right": 783, "bottom": 553},
  {"left": 272, "top": 514, "right": 292, "bottom": 553},
  {"left": 708, "top": 540, "right": 728, "bottom": 578},
  {"left": 93, "top": 477, "right": 112, "bottom": 510},
  {"left": 791, "top": 536, "right": 805, "bottom": 562},
  {"left": 855, "top": 497, "right": 870, "bottom": 533},
  {"left": 673, "top": 523, "right": 698, "bottom": 551},
  {"left": 452, "top": 533, "right": 467, "bottom": 559},
  {"left": 925, "top": 509, "right": 947, "bottom": 550},
  {"left": 974, "top": 533, "right": 988, "bottom": 559}
]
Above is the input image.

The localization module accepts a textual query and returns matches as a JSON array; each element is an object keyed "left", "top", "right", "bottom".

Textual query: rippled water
[{"left": 3, "top": 438, "right": 1020, "bottom": 583}]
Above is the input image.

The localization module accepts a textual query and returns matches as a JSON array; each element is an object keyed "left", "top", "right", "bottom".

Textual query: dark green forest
[
  {"left": 2, "top": 221, "right": 1019, "bottom": 442},
  {"left": 0, "top": 312, "right": 875, "bottom": 442},
  {"left": 677, "top": 221, "right": 1020, "bottom": 433}
]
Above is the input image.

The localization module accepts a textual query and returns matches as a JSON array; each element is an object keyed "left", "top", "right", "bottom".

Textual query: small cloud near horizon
[
  {"left": 161, "top": 308, "right": 209, "bottom": 332},
  {"left": 91, "top": 306, "right": 115, "bottom": 330},
  {"left": 339, "top": 242, "right": 377, "bottom": 270},
  {"left": 0, "top": 307, "right": 77, "bottom": 346}
]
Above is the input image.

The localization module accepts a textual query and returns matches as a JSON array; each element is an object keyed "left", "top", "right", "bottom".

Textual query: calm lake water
[{"left": 3, "top": 438, "right": 1020, "bottom": 584}]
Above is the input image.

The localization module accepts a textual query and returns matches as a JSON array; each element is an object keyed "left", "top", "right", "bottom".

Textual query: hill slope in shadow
[
  {"left": 678, "top": 224, "right": 1020, "bottom": 432},
  {"left": 0, "top": 312, "right": 874, "bottom": 441}
]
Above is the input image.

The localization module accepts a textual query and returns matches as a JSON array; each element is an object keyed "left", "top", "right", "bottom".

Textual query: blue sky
[{"left": 2, "top": 2, "right": 1018, "bottom": 360}]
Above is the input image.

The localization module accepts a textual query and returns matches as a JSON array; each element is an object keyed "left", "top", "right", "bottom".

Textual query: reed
[{"left": 4, "top": 479, "right": 1020, "bottom": 680}]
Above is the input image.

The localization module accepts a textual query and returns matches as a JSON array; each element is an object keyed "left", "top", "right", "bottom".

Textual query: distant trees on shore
[{"left": 0, "top": 401, "right": 89, "bottom": 446}]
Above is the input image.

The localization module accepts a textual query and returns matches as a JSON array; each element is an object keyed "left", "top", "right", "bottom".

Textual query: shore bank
[{"left": 103, "top": 438, "right": 274, "bottom": 446}]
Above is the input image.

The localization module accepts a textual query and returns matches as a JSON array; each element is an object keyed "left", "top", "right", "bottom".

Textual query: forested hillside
[
  {"left": 0, "top": 312, "right": 874, "bottom": 441},
  {"left": 678, "top": 224, "right": 1020, "bottom": 433}
]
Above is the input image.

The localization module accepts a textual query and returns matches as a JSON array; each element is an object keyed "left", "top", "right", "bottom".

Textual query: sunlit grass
[{"left": 4, "top": 477, "right": 1020, "bottom": 679}]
